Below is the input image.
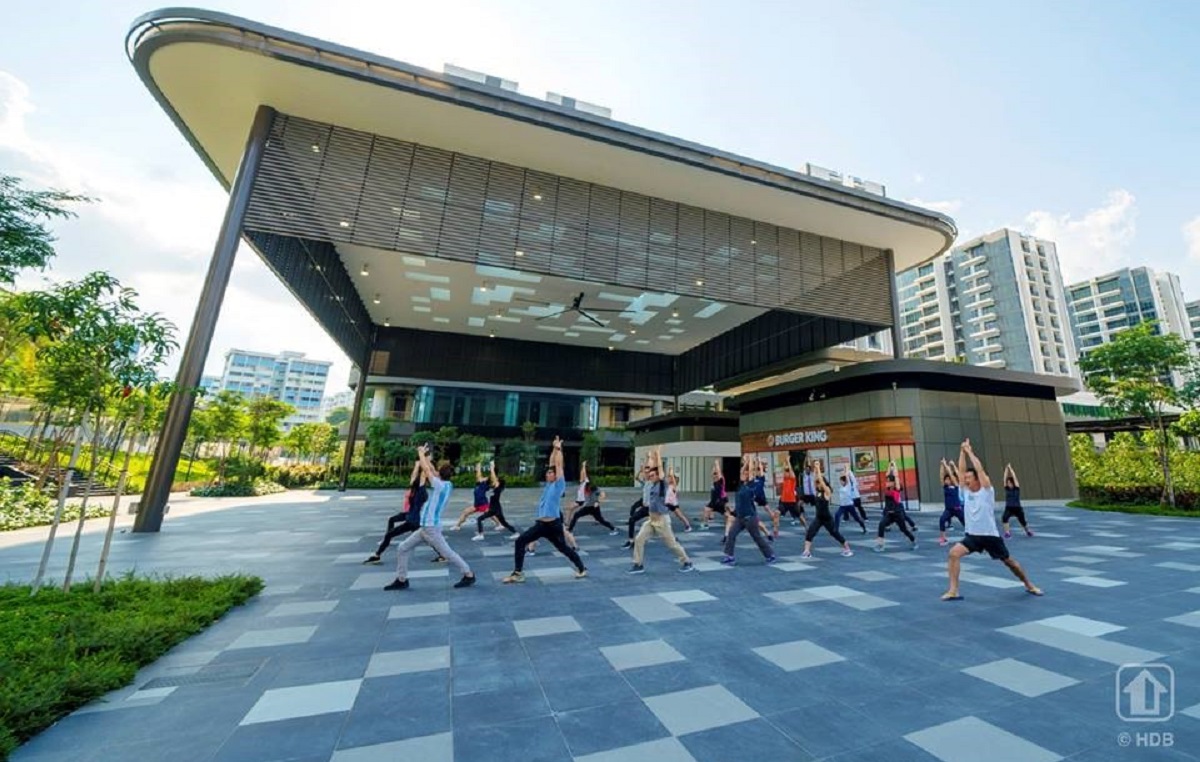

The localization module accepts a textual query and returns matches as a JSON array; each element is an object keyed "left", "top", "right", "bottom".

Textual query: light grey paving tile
[
  {"left": 1158, "top": 542, "right": 1200, "bottom": 551},
  {"left": 1036, "top": 615, "right": 1124, "bottom": 637},
  {"left": 1072, "top": 545, "right": 1142, "bottom": 558},
  {"left": 240, "top": 679, "right": 361, "bottom": 725},
  {"left": 839, "top": 593, "right": 900, "bottom": 611},
  {"left": 600, "top": 557, "right": 635, "bottom": 567},
  {"left": 1063, "top": 576, "right": 1126, "bottom": 588},
  {"left": 753, "top": 639, "right": 844, "bottom": 671},
  {"left": 351, "top": 571, "right": 398, "bottom": 591},
  {"left": 128, "top": 687, "right": 177, "bottom": 701},
  {"left": 324, "top": 537, "right": 363, "bottom": 545},
  {"left": 846, "top": 570, "right": 897, "bottom": 582},
  {"left": 805, "top": 585, "right": 864, "bottom": 600},
  {"left": 643, "top": 684, "right": 758, "bottom": 736},
  {"left": 1189, "top": 587, "right": 1200, "bottom": 594},
  {"left": 513, "top": 615, "right": 581, "bottom": 638},
  {"left": 1165, "top": 610, "right": 1200, "bottom": 628},
  {"left": 1047, "top": 566, "right": 1104, "bottom": 576},
  {"left": 479, "top": 546, "right": 516, "bottom": 557},
  {"left": 226, "top": 626, "right": 317, "bottom": 650},
  {"left": 228, "top": 551, "right": 272, "bottom": 560},
  {"left": 960, "top": 572, "right": 1025, "bottom": 589},
  {"left": 1157, "top": 561, "right": 1200, "bottom": 572},
  {"left": 765, "top": 589, "right": 823, "bottom": 605},
  {"left": 408, "top": 569, "right": 451, "bottom": 579},
  {"left": 963, "top": 658, "right": 1080, "bottom": 697},
  {"left": 388, "top": 602, "right": 450, "bottom": 620},
  {"left": 613, "top": 594, "right": 689, "bottom": 623},
  {"left": 366, "top": 646, "right": 449, "bottom": 677},
  {"left": 1089, "top": 531, "right": 1124, "bottom": 538},
  {"left": 879, "top": 550, "right": 922, "bottom": 560},
  {"left": 689, "top": 560, "right": 734, "bottom": 572},
  {"left": 331, "top": 733, "right": 454, "bottom": 762},
  {"left": 1029, "top": 532, "right": 1069, "bottom": 538},
  {"left": 658, "top": 590, "right": 716, "bottom": 604},
  {"left": 999, "top": 622, "right": 1161, "bottom": 666},
  {"left": 601, "top": 639, "right": 686, "bottom": 671},
  {"left": 1183, "top": 703, "right": 1200, "bottom": 720},
  {"left": 1057, "top": 555, "right": 1109, "bottom": 565},
  {"left": 334, "top": 553, "right": 371, "bottom": 564},
  {"left": 574, "top": 737, "right": 697, "bottom": 762},
  {"left": 770, "top": 562, "right": 817, "bottom": 572},
  {"left": 261, "top": 584, "right": 304, "bottom": 597},
  {"left": 268, "top": 600, "right": 339, "bottom": 618},
  {"left": 905, "top": 716, "right": 1062, "bottom": 762},
  {"left": 1037, "top": 514, "right": 1078, "bottom": 521}
]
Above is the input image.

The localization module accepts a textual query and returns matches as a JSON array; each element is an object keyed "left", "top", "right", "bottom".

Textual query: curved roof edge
[{"left": 127, "top": 7, "right": 957, "bottom": 259}]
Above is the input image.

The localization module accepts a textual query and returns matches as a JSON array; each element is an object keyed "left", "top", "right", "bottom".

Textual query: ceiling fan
[{"left": 515, "top": 291, "right": 628, "bottom": 327}]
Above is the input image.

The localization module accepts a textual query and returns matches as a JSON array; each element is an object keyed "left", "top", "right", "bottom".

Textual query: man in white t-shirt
[{"left": 942, "top": 439, "right": 1042, "bottom": 601}]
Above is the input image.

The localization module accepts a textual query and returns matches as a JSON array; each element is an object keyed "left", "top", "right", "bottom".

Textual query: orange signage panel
[{"left": 741, "top": 417, "right": 914, "bottom": 451}]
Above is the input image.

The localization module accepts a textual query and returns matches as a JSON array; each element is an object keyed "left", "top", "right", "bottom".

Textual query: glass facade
[{"left": 409, "top": 385, "right": 594, "bottom": 429}]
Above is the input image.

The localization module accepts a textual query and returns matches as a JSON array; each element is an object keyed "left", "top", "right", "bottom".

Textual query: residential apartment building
[
  {"left": 897, "top": 229, "right": 1077, "bottom": 377},
  {"left": 1066, "top": 267, "right": 1197, "bottom": 386},
  {"left": 1189, "top": 300, "right": 1200, "bottom": 353},
  {"left": 218, "top": 349, "right": 332, "bottom": 428},
  {"left": 321, "top": 390, "right": 355, "bottom": 420}
]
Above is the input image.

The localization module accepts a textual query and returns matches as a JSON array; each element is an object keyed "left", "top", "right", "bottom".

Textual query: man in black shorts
[{"left": 942, "top": 439, "right": 1042, "bottom": 601}]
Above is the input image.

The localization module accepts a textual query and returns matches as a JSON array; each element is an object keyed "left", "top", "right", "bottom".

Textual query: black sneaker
[
  {"left": 362, "top": 554, "right": 382, "bottom": 565},
  {"left": 431, "top": 555, "right": 447, "bottom": 563},
  {"left": 454, "top": 575, "right": 476, "bottom": 589},
  {"left": 384, "top": 578, "right": 409, "bottom": 591},
  {"left": 621, "top": 540, "right": 633, "bottom": 549},
  {"left": 627, "top": 564, "right": 646, "bottom": 574}
]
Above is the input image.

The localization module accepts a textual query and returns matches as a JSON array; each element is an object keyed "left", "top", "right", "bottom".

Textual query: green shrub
[
  {"left": 1077, "top": 485, "right": 1199, "bottom": 511},
  {"left": 0, "top": 574, "right": 262, "bottom": 759},
  {"left": 264, "top": 463, "right": 331, "bottom": 488},
  {"left": 0, "top": 480, "right": 108, "bottom": 532},
  {"left": 189, "top": 480, "right": 286, "bottom": 498},
  {"left": 318, "top": 472, "right": 538, "bottom": 490},
  {"left": 589, "top": 474, "right": 634, "bottom": 488}
]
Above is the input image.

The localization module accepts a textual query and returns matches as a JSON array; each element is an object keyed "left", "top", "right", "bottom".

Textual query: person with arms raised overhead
[
  {"left": 386, "top": 445, "right": 475, "bottom": 591},
  {"left": 628, "top": 447, "right": 695, "bottom": 574},
  {"left": 942, "top": 439, "right": 1042, "bottom": 601},
  {"left": 503, "top": 436, "right": 588, "bottom": 584}
]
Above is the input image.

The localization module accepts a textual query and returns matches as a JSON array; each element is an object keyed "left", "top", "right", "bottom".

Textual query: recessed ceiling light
[
  {"left": 751, "top": 239, "right": 757, "bottom": 245},
  {"left": 695, "top": 279, "right": 704, "bottom": 286},
  {"left": 672, "top": 310, "right": 679, "bottom": 318},
  {"left": 608, "top": 346, "right": 614, "bottom": 351},
  {"left": 515, "top": 250, "right": 524, "bottom": 257},
  {"left": 489, "top": 331, "right": 495, "bottom": 338},
  {"left": 361, "top": 264, "right": 369, "bottom": 276},
  {"left": 339, "top": 220, "right": 350, "bottom": 228},
  {"left": 372, "top": 293, "right": 380, "bottom": 304},
  {"left": 384, "top": 318, "right": 390, "bottom": 326},
  {"left": 311, "top": 144, "right": 320, "bottom": 153},
  {"left": 630, "top": 329, "right": 636, "bottom": 334},
  {"left": 533, "top": 193, "right": 542, "bottom": 201}
]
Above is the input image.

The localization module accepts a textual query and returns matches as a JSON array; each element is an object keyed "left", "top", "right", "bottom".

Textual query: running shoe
[
  {"left": 431, "top": 555, "right": 447, "bottom": 563},
  {"left": 938, "top": 537, "right": 948, "bottom": 547},
  {"left": 1003, "top": 531, "right": 1013, "bottom": 539},
  {"left": 383, "top": 578, "right": 409, "bottom": 591},
  {"left": 720, "top": 555, "right": 737, "bottom": 566},
  {"left": 502, "top": 571, "right": 525, "bottom": 584},
  {"left": 910, "top": 541, "right": 918, "bottom": 551},
  {"left": 453, "top": 575, "right": 476, "bottom": 588},
  {"left": 362, "top": 555, "right": 382, "bottom": 565},
  {"left": 873, "top": 545, "right": 884, "bottom": 553},
  {"left": 575, "top": 568, "right": 588, "bottom": 579},
  {"left": 526, "top": 548, "right": 536, "bottom": 556},
  {"left": 800, "top": 551, "right": 813, "bottom": 559},
  {"left": 609, "top": 529, "right": 620, "bottom": 535},
  {"left": 621, "top": 540, "right": 634, "bottom": 549},
  {"left": 684, "top": 526, "right": 693, "bottom": 533},
  {"left": 840, "top": 548, "right": 854, "bottom": 557},
  {"left": 790, "top": 519, "right": 799, "bottom": 526},
  {"left": 628, "top": 564, "right": 646, "bottom": 574},
  {"left": 680, "top": 562, "right": 696, "bottom": 573},
  {"left": 701, "top": 523, "right": 710, "bottom": 530},
  {"left": 1026, "top": 530, "right": 1035, "bottom": 537},
  {"left": 471, "top": 533, "right": 485, "bottom": 542},
  {"left": 509, "top": 532, "right": 521, "bottom": 540},
  {"left": 494, "top": 524, "right": 507, "bottom": 532},
  {"left": 765, "top": 555, "right": 778, "bottom": 564}
]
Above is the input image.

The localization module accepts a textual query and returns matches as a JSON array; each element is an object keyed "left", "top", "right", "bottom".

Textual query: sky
[{"left": 2, "top": 0, "right": 1199, "bottom": 394}]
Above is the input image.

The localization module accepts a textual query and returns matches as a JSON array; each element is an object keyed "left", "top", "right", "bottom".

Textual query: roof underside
[{"left": 129, "top": 10, "right": 956, "bottom": 274}]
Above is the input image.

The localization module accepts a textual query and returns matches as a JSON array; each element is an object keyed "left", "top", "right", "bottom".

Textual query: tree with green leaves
[
  {"left": 580, "top": 431, "right": 601, "bottom": 469},
  {"left": 284, "top": 422, "right": 338, "bottom": 463},
  {"left": 207, "top": 390, "right": 247, "bottom": 482},
  {"left": 1077, "top": 321, "right": 1192, "bottom": 505},
  {"left": 0, "top": 174, "right": 90, "bottom": 284},
  {"left": 245, "top": 396, "right": 294, "bottom": 460},
  {"left": 458, "top": 433, "right": 493, "bottom": 467}
]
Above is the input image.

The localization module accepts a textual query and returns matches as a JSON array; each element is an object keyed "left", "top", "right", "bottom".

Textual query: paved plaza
[{"left": 4, "top": 489, "right": 1200, "bottom": 761}]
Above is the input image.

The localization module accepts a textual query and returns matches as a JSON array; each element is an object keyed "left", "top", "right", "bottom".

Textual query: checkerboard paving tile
[
  {"left": 959, "top": 571, "right": 1025, "bottom": 589},
  {"left": 962, "top": 658, "right": 1080, "bottom": 697},
  {"left": 1165, "top": 610, "right": 1200, "bottom": 628},
  {"left": 643, "top": 685, "right": 758, "bottom": 736},
  {"left": 513, "top": 615, "right": 582, "bottom": 638},
  {"left": 846, "top": 570, "right": 897, "bottom": 582},
  {"left": 1056, "top": 555, "right": 1109, "bottom": 564},
  {"left": 330, "top": 732, "right": 453, "bottom": 762},
  {"left": 240, "top": 679, "right": 361, "bottom": 725},
  {"left": 613, "top": 595, "right": 689, "bottom": 623},
  {"left": 1157, "top": 541, "right": 1200, "bottom": 550},
  {"left": 769, "top": 561, "right": 818, "bottom": 572},
  {"left": 351, "top": 569, "right": 447, "bottom": 590},
  {"left": 267, "top": 600, "right": 339, "bottom": 617},
  {"left": 753, "top": 639, "right": 844, "bottom": 671},
  {"left": 1062, "top": 576, "right": 1126, "bottom": 588},
  {"left": 1183, "top": 703, "right": 1200, "bottom": 720},
  {"left": 1037, "top": 615, "right": 1125, "bottom": 637},
  {"left": 905, "top": 716, "right": 1063, "bottom": 762},
  {"left": 365, "top": 646, "right": 450, "bottom": 677},
  {"left": 658, "top": 589, "right": 716, "bottom": 604},
  {"left": 601, "top": 639, "right": 686, "bottom": 671},
  {"left": 999, "top": 621, "right": 1161, "bottom": 666},
  {"left": 1071, "top": 545, "right": 1142, "bottom": 558},
  {"left": 388, "top": 602, "right": 450, "bottom": 620},
  {"left": 574, "top": 737, "right": 698, "bottom": 762},
  {"left": 1046, "top": 566, "right": 1104, "bottom": 576},
  {"left": 1157, "top": 561, "right": 1200, "bottom": 572},
  {"left": 226, "top": 626, "right": 316, "bottom": 650}
]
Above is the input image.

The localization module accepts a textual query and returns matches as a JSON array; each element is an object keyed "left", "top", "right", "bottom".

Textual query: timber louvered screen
[{"left": 244, "top": 113, "right": 895, "bottom": 327}]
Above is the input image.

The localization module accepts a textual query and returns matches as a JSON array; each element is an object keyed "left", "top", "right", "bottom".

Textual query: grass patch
[
  {"left": 0, "top": 574, "right": 262, "bottom": 760},
  {"left": 1066, "top": 499, "right": 1200, "bottom": 518}
]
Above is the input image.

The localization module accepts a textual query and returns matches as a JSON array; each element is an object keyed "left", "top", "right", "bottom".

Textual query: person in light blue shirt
[
  {"left": 388, "top": 444, "right": 475, "bottom": 591},
  {"left": 504, "top": 436, "right": 587, "bottom": 583}
]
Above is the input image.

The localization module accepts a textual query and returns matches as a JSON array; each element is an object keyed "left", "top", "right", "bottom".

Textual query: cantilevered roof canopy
[{"left": 127, "top": 8, "right": 956, "bottom": 273}]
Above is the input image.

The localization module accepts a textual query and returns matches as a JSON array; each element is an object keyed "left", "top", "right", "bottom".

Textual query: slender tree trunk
[
  {"left": 22, "top": 409, "right": 45, "bottom": 460},
  {"left": 37, "top": 423, "right": 69, "bottom": 490},
  {"left": 1158, "top": 412, "right": 1176, "bottom": 507},
  {"left": 95, "top": 404, "right": 144, "bottom": 592},
  {"left": 31, "top": 427, "right": 84, "bottom": 595},
  {"left": 63, "top": 411, "right": 105, "bottom": 591}
]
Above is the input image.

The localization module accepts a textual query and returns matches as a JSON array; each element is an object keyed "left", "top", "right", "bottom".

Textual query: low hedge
[
  {"left": 189, "top": 480, "right": 286, "bottom": 498},
  {"left": 0, "top": 574, "right": 262, "bottom": 760},
  {"left": 318, "top": 472, "right": 539, "bottom": 490},
  {"left": 1076, "top": 485, "right": 1200, "bottom": 511},
  {"left": 0, "top": 481, "right": 108, "bottom": 532},
  {"left": 264, "top": 464, "right": 331, "bottom": 489}
]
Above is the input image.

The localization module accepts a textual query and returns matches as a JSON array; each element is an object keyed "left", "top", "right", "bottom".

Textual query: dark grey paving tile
[
  {"left": 540, "top": 671, "right": 638, "bottom": 713},
  {"left": 212, "top": 713, "right": 344, "bottom": 762},
  {"left": 679, "top": 718, "right": 814, "bottom": 762},
  {"left": 556, "top": 699, "right": 669, "bottom": 756},
  {"left": 337, "top": 673, "right": 451, "bottom": 748},
  {"left": 619, "top": 661, "right": 714, "bottom": 698},
  {"left": 768, "top": 701, "right": 893, "bottom": 758},
  {"left": 452, "top": 684, "right": 550, "bottom": 727}
]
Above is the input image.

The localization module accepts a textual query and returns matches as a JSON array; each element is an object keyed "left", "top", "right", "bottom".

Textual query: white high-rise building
[
  {"left": 1067, "top": 267, "right": 1197, "bottom": 387},
  {"left": 1188, "top": 300, "right": 1200, "bottom": 354},
  {"left": 896, "top": 228, "right": 1077, "bottom": 378},
  {"left": 217, "top": 349, "right": 332, "bottom": 428}
]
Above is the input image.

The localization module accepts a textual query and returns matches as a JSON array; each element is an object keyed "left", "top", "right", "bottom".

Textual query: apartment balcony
[
  {"left": 960, "top": 266, "right": 990, "bottom": 282},
  {"left": 962, "top": 281, "right": 992, "bottom": 297},
  {"left": 918, "top": 323, "right": 944, "bottom": 337},
  {"left": 969, "top": 326, "right": 1001, "bottom": 340},
  {"left": 961, "top": 251, "right": 987, "bottom": 268},
  {"left": 978, "top": 358, "right": 1008, "bottom": 369}
]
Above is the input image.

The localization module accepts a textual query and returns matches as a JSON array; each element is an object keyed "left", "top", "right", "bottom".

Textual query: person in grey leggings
[
  {"left": 721, "top": 454, "right": 776, "bottom": 566},
  {"left": 387, "top": 444, "right": 475, "bottom": 591}
]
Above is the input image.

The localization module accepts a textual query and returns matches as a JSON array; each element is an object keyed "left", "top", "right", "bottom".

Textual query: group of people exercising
[{"left": 365, "top": 436, "right": 1041, "bottom": 600}]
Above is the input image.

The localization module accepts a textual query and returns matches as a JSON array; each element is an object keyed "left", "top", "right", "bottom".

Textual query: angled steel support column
[
  {"left": 133, "top": 105, "right": 275, "bottom": 532},
  {"left": 886, "top": 249, "right": 903, "bottom": 360},
  {"left": 338, "top": 365, "right": 369, "bottom": 492}
]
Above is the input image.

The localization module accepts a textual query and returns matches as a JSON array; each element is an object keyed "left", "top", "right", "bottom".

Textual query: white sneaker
[
  {"left": 841, "top": 548, "right": 854, "bottom": 557},
  {"left": 494, "top": 525, "right": 506, "bottom": 532},
  {"left": 509, "top": 532, "right": 521, "bottom": 540},
  {"left": 471, "top": 533, "right": 485, "bottom": 542},
  {"left": 684, "top": 526, "right": 693, "bottom": 533},
  {"left": 608, "top": 529, "right": 620, "bottom": 535}
]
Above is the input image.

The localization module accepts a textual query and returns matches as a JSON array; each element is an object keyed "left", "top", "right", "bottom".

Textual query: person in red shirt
[{"left": 777, "top": 461, "right": 806, "bottom": 528}]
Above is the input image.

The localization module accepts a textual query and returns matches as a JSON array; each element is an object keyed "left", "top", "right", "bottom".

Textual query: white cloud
[
  {"left": 913, "top": 172, "right": 925, "bottom": 185},
  {"left": 0, "top": 70, "right": 352, "bottom": 393},
  {"left": 1024, "top": 189, "right": 1137, "bottom": 284},
  {"left": 1184, "top": 215, "right": 1200, "bottom": 264},
  {"left": 905, "top": 198, "right": 962, "bottom": 215}
]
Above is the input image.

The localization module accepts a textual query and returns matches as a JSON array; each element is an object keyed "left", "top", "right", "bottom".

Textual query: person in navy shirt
[
  {"left": 503, "top": 436, "right": 587, "bottom": 583},
  {"left": 721, "top": 454, "right": 777, "bottom": 565},
  {"left": 937, "top": 458, "right": 965, "bottom": 547}
]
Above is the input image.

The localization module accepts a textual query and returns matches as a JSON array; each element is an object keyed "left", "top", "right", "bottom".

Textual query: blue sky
[{"left": 2, "top": 0, "right": 1198, "bottom": 390}]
